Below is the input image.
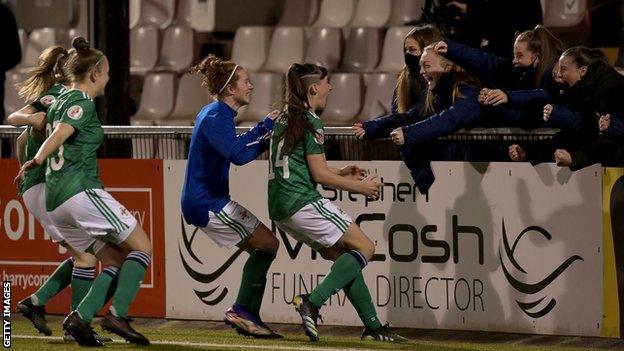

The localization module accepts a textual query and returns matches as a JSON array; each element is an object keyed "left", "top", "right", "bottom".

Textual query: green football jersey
[
  {"left": 44, "top": 89, "right": 103, "bottom": 211},
  {"left": 268, "top": 110, "right": 325, "bottom": 221},
  {"left": 20, "top": 84, "right": 66, "bottom": 194}
]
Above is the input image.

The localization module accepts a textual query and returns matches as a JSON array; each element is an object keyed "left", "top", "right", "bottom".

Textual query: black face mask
[{"left": 404, "top": 52, "right": 421, "bottom": 75}]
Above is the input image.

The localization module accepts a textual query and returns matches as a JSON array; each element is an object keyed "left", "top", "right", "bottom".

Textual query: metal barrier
[{"left": 0, "top": 125, "right": 558, "bottom": 160}]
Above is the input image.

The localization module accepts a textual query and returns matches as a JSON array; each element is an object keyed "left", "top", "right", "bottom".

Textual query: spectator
[{"left": 352, "top": 25, "right": 444, "bottom": 193}]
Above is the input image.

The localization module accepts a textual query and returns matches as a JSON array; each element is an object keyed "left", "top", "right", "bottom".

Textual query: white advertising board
[{"left": 165, "top": 160, "right": 602, "bottom": 336}]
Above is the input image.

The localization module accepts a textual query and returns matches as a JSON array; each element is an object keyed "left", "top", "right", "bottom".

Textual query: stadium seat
[
  {"left": 232, "top": 26, "right": 272, "bottom": 73},
  {"left": 67, "top": 28, "right": 87, "bottom": 43},
  {"left": 4, "top": 72, "right": 27, "bottom": 118},
  {"left": 376, "top": 26, "right": 412, "bottom": 72},
  {"left": 237, "top": 73, "right": 284, "bottom": 126},
  {"left": 130, "top": 25, "right": 159, "bottom": 75},
  {"left": 387, "top": 0, "right": 425, "bottom": 26},
  {"left": 323, "top": 73, "right": 362, "bottom": 126},
  {"left": 132, "top": 72, "right": 176, "bottom": 121},
  {"left": 543, "top": 0, "right": 586, "bottom": 27},
  {"left": 12, "top": 0, "right": 78, "bottom": 30},
  {"left": 168, "top": 73, "right": 213, "bottom": 121},
  {"left": 359, "top": 72, "right": 397, "bottom": 121},
  {"left": 129, "top": 0, "right": 141, "bottom": 28},
  {"left": 175, "top": 0, "right": 192, "bottom": 25},
  {"left": 340, "top": 27, "right": 383, "bottom": 72},
  {"left": 277, "top": 0, "right": 320, "bottom": 26},
  {"left": 189, "top": 0, "right": 216, "bottom": 32},
  {"left": 155, "top": 25, "right": 195, "bottom": 73},
  {"left": 313, "top": 0, "right": 356, "bottom": 27},
  {"left": 304, "top": 27, "right": 343, "bottom": 71},
  {"left": 22, "top": 28, "right": 69, "bottom": 68},
  {"left": 141, "top": 0, "right": 175, "bottom": 29},
  {"left": 349, "top": 0, "right": 391, "bottom": 27},
  {"left": 263, "top": 27, "right": 306, "bottom": 73}
]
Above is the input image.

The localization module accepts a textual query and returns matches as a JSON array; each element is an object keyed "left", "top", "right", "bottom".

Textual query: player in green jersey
[
  {"left": 8, "top": 45, "right": 110, "bottom": 343},
  {"left": 268, "top": 63, "right": 407, "bottom": 343},
  {"left": 17, "top": 37, "right": 151, "bottom": 346}
]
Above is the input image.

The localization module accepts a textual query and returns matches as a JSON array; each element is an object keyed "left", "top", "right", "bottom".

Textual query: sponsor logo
[
  {"left": 500, "top": 219, "right": 583, "bottom": 318},
  {"left": 178, "top": 215, "right": 244, "bottom": 305}
]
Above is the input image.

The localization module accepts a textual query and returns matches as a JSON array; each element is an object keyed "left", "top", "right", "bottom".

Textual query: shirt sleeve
[
  {"left": 59, "top": 99, "right": 96, "bottom": 131},
  {"left": 403, "top": 85, "right": 483, "bottom": 145},
  {"left": 303, "top": 114, "right": 325, "bottom": 155},
  {"left": 202, "top": 111, "right": 274, "bottom": 165}
]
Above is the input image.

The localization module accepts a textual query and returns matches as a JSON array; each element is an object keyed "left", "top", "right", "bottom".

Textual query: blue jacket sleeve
[
  {"left": 605, "top": 114, "right": 624, "bottom": 136},
  {"left": 402, "top": 85, "right": 482, "bottom": 145},
  {"left": 362, "top": 112, "right": 414, "bottom": 140},
  {"left": 506, "top": 89, "right": 551, "bottom": 108},
  {"left": 205, "top": 115, "right": 275, "bottom": 166},
  {"left": 444, "top": 39, "right": 513, "bottom": 85},
  {"left": 548, "top": 105, "right": 582, "bottom": 130}
]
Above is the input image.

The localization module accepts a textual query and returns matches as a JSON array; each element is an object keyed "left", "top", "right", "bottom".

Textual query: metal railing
[{"left": 0, "top": 125, "right": 558, "bottom": 160}]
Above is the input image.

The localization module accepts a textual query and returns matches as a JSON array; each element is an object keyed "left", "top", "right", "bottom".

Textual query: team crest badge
[
  {"left": 67, "top": 105, "right": 84, "bottom": 120},
  {"left": 40, "top": 95, "right": 55, "bottom": 107},
  {"left": 314, "top": 129, "right": 324, "bottom": 145}
]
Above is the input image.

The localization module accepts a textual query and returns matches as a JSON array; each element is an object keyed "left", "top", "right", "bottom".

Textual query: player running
[
  {"left": 181, "top": 54, "right": 282, "bottom": 338},
  {"left": 17, "top": 37, "right": 151, "bottom": 346},
  {"left": 268, "top": 63, "right": 407, "bottom": 343},
  {"left": 8, "top": 45, "right": 110, "bottom": 343}
]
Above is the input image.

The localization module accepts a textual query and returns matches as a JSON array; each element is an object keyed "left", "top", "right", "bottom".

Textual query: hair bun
[{"left": 72, "top": 36, "right": 90, "bottom": 53}]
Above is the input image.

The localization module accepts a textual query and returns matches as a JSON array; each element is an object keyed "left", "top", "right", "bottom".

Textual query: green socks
[
  {"left": 309, "top": 250, "right": 368, "bottom": 308},
  {"left": 76, "top": 266, "right": 119, "bottom": 322},
  {"left": 344, "top": 272, "right": 382, "bottom": 329},
  {"left": 31, "top": 258, "right": 73, "bottom": 306},
  {"left": 70, "top": 266, "right": 95, "bottom": 311},
  {"left": 236, "top": 249, "right": 276, "bottom": 314},
  {"left": 110, "top": 250, "right": 151, "bottom": 318}
]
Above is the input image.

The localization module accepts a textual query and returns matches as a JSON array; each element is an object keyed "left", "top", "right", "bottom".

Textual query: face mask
[
  {"left": 404, "top": 52, "right": 421, "bottom": 75},
  {"left": 513, "top": 64, "right": 537, "bottom": 84}
]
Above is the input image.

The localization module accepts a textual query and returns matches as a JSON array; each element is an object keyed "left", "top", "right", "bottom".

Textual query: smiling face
[
  {"left": 92, "top": 56, "right": 110, "bottom": 97},
  {"left": 419, "top": 49, "right": 450, "bottom": 90},
  {"left": 308, "top": 75, "right": 333, "bottom": 113},
  {"left": 228, "top": 67, "right": 253, "bottom": 106},
  {"left": 557, "top": 55, "right": 587, "bottom": 87},
  {"left": 512, "top": 40, "right": 539, "bottom": 68}
]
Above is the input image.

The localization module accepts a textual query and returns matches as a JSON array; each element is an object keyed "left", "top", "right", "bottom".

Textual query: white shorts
[
  {"left": 200, "top": 201, "right": 260, "bottom": 249},
  {"left": 48, "top": 189, "right": 137, "bottom": 254},
  {"left": 275, "top": 198, "right": 352, "bottom": 251},
  {"left": 22, "top": 183, "right": 65, "bottom": 244}
]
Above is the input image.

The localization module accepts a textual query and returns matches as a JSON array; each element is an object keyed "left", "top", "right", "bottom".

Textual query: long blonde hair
[
  {"left": 396, "top": 25, "right": 444, "bottom": 113},
  {"left": 15, "top": 45, "right": 68, "bottom": 102},
  {"left": 421, "top": 46, "right": 481, "bottom": 115}
]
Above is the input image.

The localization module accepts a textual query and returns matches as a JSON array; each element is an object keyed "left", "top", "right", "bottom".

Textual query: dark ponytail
[{"left": 280, "top": 63, "right": 328, "bottom": 155}]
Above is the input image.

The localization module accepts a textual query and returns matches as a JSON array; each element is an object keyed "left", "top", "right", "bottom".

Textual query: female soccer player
[
  {"left": 268, "top": 63, "right": 406, "bottom": 343},
  {"left": 181, "top": 54, "right": 282, "bottom": 338},
  {"left": 8, "top": 45, "right": 108, "bottom": 342},
  {"left": 17, "top": 37, "right": 151, "bottom": 346}
]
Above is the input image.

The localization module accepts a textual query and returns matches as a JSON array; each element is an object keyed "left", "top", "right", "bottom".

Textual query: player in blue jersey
[{"left": 181, "top": 54, "right": 282, "bottom": 338}]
